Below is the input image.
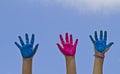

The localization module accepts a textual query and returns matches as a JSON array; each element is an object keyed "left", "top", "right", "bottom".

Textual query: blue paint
[
  {"left": 89, "top": 31, "right": 114, "bottom": 53},
  {"left": 15, "top": 33, "right": 39, "bottom": 58}
]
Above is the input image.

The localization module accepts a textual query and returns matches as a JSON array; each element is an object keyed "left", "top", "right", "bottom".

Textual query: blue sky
[{"left": 0, "top": 0, "right": 120, "bottom": 74}]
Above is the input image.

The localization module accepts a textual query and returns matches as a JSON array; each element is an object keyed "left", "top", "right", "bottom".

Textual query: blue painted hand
[
  {"left": 15, "top": 33, "right": 39, "bottom": 58},
  {"left": 89, "top": 31, "right": 114, "bottom": 53}
]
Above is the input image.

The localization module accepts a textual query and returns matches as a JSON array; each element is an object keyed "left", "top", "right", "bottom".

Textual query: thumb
[
  {"left": 33, "top": 44, "right": 39, "bottom": 55},
  {"left": 103, "top": 42, "right": 114, "bottom": 53},
  {"left": 106, "top": 42, "right": 114, "bottom": 48}
]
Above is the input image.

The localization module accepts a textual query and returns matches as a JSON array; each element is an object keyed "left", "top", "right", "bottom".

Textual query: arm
[
  {"left": 22, "top": 58, "right": 32, "bottom": 74},
  {"left": 93, "top": 56, "right": 104, "bottom": 74},
  {"left": 15, "top": 33, "right": 39, "bottom": 74},
  {"left": 89, "top": 31, "right": 114, "bottom": 74},
  {"left": 57, "top": 33, "right": 78, "bottom": 74},
  {"left": 65, "top": 56, "right": 76, "bottom": 74}
]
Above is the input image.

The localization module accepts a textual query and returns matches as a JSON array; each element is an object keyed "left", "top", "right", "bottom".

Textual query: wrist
[
  {"left": 94, "top": 53, "right": 104, "bottom": 59},
  {"left": 65, "top": 56, "right": 75, "bottom": 61},
  {"left": 23, "top": 57, "right": 33, "bottom": 62}
]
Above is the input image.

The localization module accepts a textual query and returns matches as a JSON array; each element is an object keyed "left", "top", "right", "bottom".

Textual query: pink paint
[{"left": 57, "top": 33, "right": 78, "bottom": 56}]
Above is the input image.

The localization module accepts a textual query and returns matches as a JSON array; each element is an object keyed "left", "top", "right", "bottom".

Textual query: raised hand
[
  {"left": 15, "top": 33, "right": 39, "bottom": 58},
  {"left": 57, "top": 33, "right": 78, "bottom": 56},
  {"left": 89, "top": 31, "right": 114, "bottom": 54}
]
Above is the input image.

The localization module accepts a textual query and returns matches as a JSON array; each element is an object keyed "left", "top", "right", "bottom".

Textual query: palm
[
  {"left": 57, "top": 33, "right": 78, "bottom": 56},
  {"left": 63, "top": 43, "right": 76, "bottom": 56},
  {"left": 20, "top": 44, "right": 34, "bottom": 58},
  {"left": 94, "top": 40, "right": 106, "bottom": 53}
]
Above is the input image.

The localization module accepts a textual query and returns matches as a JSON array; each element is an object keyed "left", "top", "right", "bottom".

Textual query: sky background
[{"left": 0, "top": 0, "right": 120, "bottom": 74}]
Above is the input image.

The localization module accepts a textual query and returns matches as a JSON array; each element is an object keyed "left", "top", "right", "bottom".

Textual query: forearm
[
  {"left": 22, "top": 58, "right": 33, "bottom": 74},
  {"left": 93, "top": 57, "right": 104, "bottom": 74},
  {"left": 65, "top": 56, "right": 76, "bottom": 74}
]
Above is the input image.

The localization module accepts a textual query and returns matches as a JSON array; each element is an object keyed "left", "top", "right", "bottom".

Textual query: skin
[
  {"left": 65, "top": 56, "right": 76, "bottom": 74},
  {"left": 89, "top": 31, "right": 114, "bottom": 74},
  {"left": 57, "top": 33, "right": 78, "bottom": 74},
  {"left": 22, "top": 58, "right": 32, "bottom": 74},
  {"left": 15, "top": 33, "right": 39, "bottom": 74},
  {"left": 93, "top": 55, "right": 104, "bottom": 74}
]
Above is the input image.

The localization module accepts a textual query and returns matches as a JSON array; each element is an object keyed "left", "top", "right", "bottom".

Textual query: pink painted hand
[{"left": 57, "top": 33, "right": 78, "bottom": 56}]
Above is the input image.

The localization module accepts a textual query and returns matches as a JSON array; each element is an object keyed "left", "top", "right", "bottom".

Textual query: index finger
[{"left": 60, "top": 34, "right": 65, "bottom": 46}]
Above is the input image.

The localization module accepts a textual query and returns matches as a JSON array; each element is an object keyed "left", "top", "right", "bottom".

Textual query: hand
[
  {"left": 15, "top": 33, "right": 39, "bottom": 58},
  {"left": 89, "top": 31, "right": 114, "bottom": 54},
  {"left": 57, "top": 33, "right": 78, "bottom": 56}
]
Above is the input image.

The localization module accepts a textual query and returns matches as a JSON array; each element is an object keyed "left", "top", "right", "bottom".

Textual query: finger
[
  {"left": 30, "top": 34, "right": 34, "bottom": 46},
  {"left": 18, "top": 36, "right": 25, "bottom": 46},
  {"left": 89, "top": 35, "right": 95, "bottom": 44},
  {"left": 103, "top": 42, "right": 114, "bottom": 53},
  {"left": 66, "top": 33, "right": 69, "bottom": 43},
  {"left": 14, "top": 42, "right": 22, "bottom": 50},
  {"left": 104, "top": 31, "right": 107, "bottom": 41},
  {"left": 56, "top": 43, "right": 63, "bottom": 50},
  {"left": 33, "top": 44, "right": 39, "bottom": 55},
  {"left": 60, "top": 34, "right": 65, "bottom": 46},
  {"left": 70, "top": 34, "right": 73, "bottom": 44},
  {"left": 25, "top": 33, "right": 29, "bottom": 44},
  {"left": 106, "top": 42, "right": 114, "bottom": 48},
  {"left": 74, "top": 39, "right": 78, "bottom": 47},
  {"left": 95, "top": 31, "right": 98, "bottom": 40},
  {"left": 100, "top": 30, "right": 103, "bottom": 40}
]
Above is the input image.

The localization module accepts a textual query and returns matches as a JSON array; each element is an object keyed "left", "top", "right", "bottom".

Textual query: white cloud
[{"left": 35, "top": 0, "right": 120, "bottom": 13}]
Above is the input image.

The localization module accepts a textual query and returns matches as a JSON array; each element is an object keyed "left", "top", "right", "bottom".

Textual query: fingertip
[
  {"left": 89, "top": 35, "right": 91, "bottom": 38},
  {"left": 66, "top": 32, "right": 68, "bottom": 35},
  {"left": 70, "top": 34, "right": 72, "bottom": 36},
  {"left": 65, "top": 32, "right": 69, "bottom": 42},
  {"left": 14, "top": 41, "right": 19, "bottom": 45},
  {"left": 100, "top": 30, "right": 103, "bottom": 35},
  {"left": 76, "top": 38, "right": 79, "bottom": 43},
  {"left": 107, "top": 42, "right": 114, "bottom": 48},
  {"left": 34, "top": 44, "right": 39, "bottom": 50},
  {"left": 66, "top": 32, "right": 68, "bottom": 37},
  {"left": 25, "top": 33, "right": 28, "bottom": 36},
  {"left": 74, "top": 38, "right": 78, "bottom": 47},
  {"left": 76, "top": 38, "right": 78, "bottom": 44},
  {"left": 110, "top": 42, "right": 114, "bottom": 45},
  {"left": 111, "top": 42, "right": 114, "bottom": 44},
  {"left": 94, "top": 31, "right": 97, "bottom": 35},
  {"left": 65, "top": 33, "right": 68, "bottom": 37},
  {"left": 59, "top": 34, "right": 62, "bottom": 37},
  {"left": 94, "top": 31, "right": 97, "bottom": 33},
  {"left": 104, "top": 31, "right": 107, "bottom": 35},
  {"left": 36, "top": 44, "right": 39, "bottom": 46},
  {"left": 59, "top": 34, "right": 62, "bottom": 38},
  {"left": 18, "top": 36, "right": 21, "bottom": 38},
  {"left": 76, "top": 38, "right": 78, "bottom": 42},
  {"left": 32, "top": 34, "right": 35, "bottom": 37},
  {"left": 56, "top": 43, "right": 59, "bottom": 46},
  {"left": 100, "top": 30, "right": 103, "bottom": 32},
  {"left": 105, "top": 31, "right": 107, "bottom": 33},
  {"left": 104, "top": 31, "right": 107, "bottom": 36},
  {"left": 56, "top": 43, "right": 62, "bottom": 49},
  {"left": 89, "top": 35, "right": 92, "bottom": 39},
  {"left": 25, "top": 33, "right": 28, "bottom": 37},
  {"left": 111, "top": 42, "right": 114, "bottom": 45},
  {"left": 14, "top": 42, "right": 17, "bottom": 45},
  {"left": 14, "top": 42, "right": 22, "bottom": 49}
]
